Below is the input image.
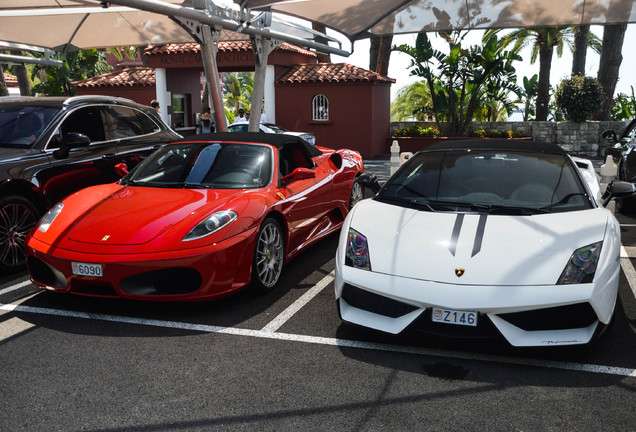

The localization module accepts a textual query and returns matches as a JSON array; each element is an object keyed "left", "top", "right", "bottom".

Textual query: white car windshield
[
  {"left": 378, "top": 150, "right": 593, "bottom": 214},
  {"left": 122, "top": 142, "right": 273, "bottom": 189}
]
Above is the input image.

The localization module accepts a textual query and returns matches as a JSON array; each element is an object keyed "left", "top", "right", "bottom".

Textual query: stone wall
[{"left": 390, "top": 120, "right": 628, "bottom": 156}]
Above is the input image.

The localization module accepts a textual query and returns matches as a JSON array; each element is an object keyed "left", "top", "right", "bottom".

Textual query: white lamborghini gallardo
[{"left": 335, "top": 140, "right": 634, "bottom": 347}]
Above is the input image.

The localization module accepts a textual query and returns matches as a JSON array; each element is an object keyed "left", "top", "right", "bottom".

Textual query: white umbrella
[
  {"left": 0, "top": 0, "right": 342, "bottom": 131},
  {"left": 0, "top": 1, "right": 245, "bottom": 53},
  {"left": 239, "top": 0, "right": 636, "bottom": 41}
]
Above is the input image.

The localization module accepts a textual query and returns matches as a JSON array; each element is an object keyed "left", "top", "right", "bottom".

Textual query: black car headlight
[
  {"left": 345, "top": 228, "right": 371, "bottom": 271},
  {"left": 557, "top": 241, "right": 602, "bottom": 284}
]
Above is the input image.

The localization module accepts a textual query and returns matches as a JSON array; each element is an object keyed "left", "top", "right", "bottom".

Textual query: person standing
[
  {"left": 232, "top": 108, "right": 247, "bottom": 124},
  {"left": 200, "top": 107, "right": 213, "bottom": 133},
  {"left": 150, "top": 99, "right": 160, "bottom": 114}
]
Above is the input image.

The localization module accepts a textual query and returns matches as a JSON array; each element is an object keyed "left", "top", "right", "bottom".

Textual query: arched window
[{"left": 312, "top": 94, "right": 329, "bottom": 121}]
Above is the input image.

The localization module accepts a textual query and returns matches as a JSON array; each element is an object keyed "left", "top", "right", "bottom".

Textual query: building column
[{"left": 154, "top": 67, "right": 170, "bottom": 126}]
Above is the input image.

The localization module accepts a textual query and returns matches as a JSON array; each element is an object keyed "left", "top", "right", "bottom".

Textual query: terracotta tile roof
[
  {"left": 144, "top": 42, "right": 202, "bottom": 55},
  {"left": 277, "top": 63, "right": 395, "bottom": 84},
  {"left": 73, "top": 67, "right": 155, "bottom": 88},
  {"left": 3, "top": 73, "right": 17, "bottom": 86},
  {"left": 144, "top": 41, "right": 316, "bottom": 58}
]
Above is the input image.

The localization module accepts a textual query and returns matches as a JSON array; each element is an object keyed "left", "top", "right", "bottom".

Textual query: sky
[{"left": 330, "top": 25, "right": 636, "bottom": 104}]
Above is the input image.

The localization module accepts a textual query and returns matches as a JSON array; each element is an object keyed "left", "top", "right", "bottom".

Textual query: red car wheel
[{"left": 252, "top": 217, "right": 284, "bottom": 292}]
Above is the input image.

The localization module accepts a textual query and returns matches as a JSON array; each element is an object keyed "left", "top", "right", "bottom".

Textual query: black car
[
  {"left": 0, "top": 96, "right": 181, "bottom": 271},
  {"left": 603, "top": 118, "right": 636, "bottom": 212}
]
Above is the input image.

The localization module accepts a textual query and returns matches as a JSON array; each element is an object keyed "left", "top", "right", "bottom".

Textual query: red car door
[{"left": 278, "top": 142, "right": 334, "bottom": 256}]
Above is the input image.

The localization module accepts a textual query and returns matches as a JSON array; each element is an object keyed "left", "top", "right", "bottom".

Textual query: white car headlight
[
  {"left": 345, "top": 228, "right": 371, "bottom": 271},
  {"left": 38, "top": 203, "right": 64, "bottom": 233},
  {"left": 183, "top": 210, "right": 237, "bottom": 242},
  {"left": 557, "top": 241, "right": 602, "bottom": 284}
]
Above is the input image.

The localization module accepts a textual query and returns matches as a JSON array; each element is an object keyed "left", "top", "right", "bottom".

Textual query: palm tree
[
  {"left": 393, "top": 31, "right": 520, "bottom": 136},
  {"left": 369, "top": 35, "right": 393, "bottom": 76},
  {"left": 8, "top": 51, "right": 30, "bottom": 96},
  {"left": 390, "top": 81, "right": 433, "bottom": 121},
  {"left": 514, "top": 74, "right": 539, "bottom": 121},
  {"left": 571, "top": 25, "right": 590, "bottom": 75},
  {"left": 484, "top": 27, "right": 601, "bottom": 121},
  {"left": 596, "top": 24, "right": 628, "bottom": 120},
  {"left": 222, "top": 72, "right": 254, "bottom": 122},
  {"left": 31, "top": 49, "right": 111, "bottom": 96}
]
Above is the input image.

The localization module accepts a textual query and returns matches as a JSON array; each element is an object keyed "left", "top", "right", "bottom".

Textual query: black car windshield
[
  {"left": 122, "top": 142, "right": 273, "bottom": 189},
  {"left": 0, "top": 105, "right": 59, "bottom": 147},
  {"left": 377, "top": 149, "right": 593, "bottom": 214},
  {"left": 228, "top": 123, "right": 278, "bottom": 134}
]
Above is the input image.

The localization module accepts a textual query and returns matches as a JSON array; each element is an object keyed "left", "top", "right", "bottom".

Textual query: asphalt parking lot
[{"left": 1, "top": 160, "right": 635, "bottom": 432}]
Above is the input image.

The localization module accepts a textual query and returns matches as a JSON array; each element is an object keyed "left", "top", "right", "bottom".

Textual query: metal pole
[
  {"left": 0, "top": 53, "right": 62, "bottom": 67},
  {"left": 200, "top": 25, "right": 228, "bottom": 132},
  {"left": 249, "top": 35, "right": 276, "bottom": 132},
  {"left": 105, "top": 0, "right": 351, "bottom": 57}
]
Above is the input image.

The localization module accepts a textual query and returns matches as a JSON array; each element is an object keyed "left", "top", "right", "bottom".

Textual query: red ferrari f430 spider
[{"left": 26, "top": 132, "right": 365, "bottom": 301}]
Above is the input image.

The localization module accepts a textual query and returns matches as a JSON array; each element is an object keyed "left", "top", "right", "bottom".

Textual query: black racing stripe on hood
[
  {"left": 449, "top": 213, "right": 464, "bottom": 257},
  {"left": 472, "top": 214, "right": 488, "bottom": 257}
]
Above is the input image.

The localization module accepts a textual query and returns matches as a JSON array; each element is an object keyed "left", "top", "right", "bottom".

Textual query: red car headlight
[
  {"left": 38, "top": 203, "right": 64, "bottom": 233},
  {"left": 183, "top": 210, "right": 237, "bottom": 242}
]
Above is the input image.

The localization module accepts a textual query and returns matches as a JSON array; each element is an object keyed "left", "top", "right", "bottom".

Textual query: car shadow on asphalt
[
  {"left": 333, "top": 278, "right": 636, "bottom": 378},
  {"left": 7, "top": 233, "right": 341, "bottom": 338}
]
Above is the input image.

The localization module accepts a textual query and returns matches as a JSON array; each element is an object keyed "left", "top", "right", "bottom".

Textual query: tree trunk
[
  {"left": 535, "top": 45, "right": 554, "bottom": 121},
  {"left": 375, "top": 36, "right": 393, "bottom": 76},
  {"left": 10, "top": 51, "right": 31, "bottom": 96},
  {"left": 596, "top": 24, "right": 627, "bottom": 120},
  {"left": 312, "top": 22, "right": 331, "bottom": 63},
  {"left": 369, "top": 35, "right": 380, "bottom": 71},
  {"left": 571, "top": 25, "right": 590, "bottom": 76}
]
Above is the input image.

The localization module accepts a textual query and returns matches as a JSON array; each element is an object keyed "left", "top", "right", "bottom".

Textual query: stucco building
[{"left": 73, "top": 42, "right": 394, "bottom": 158}]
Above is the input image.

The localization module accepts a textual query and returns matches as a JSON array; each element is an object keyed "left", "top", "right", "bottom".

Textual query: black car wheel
[
  {"left": 252, "top": 217, "right": 284, "bottom": 292},
  {"left": 0, "top": 195, "right": 39, "bottom": 272},
  {"left": 349, "top": 179, "right": 364, "bottom": 210}
]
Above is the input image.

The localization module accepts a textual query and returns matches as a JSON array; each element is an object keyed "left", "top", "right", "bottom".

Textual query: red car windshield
[{"left": 122, "top": 142, "right": 273, "bottom": 189}]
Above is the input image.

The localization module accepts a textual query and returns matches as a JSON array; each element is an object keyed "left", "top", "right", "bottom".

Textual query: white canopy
[
  {"left": 239, "top": 0, "right": 636, "bottom": 41},
  {"left": 0, "top": 1, "right": 244, "bottom": 53}
]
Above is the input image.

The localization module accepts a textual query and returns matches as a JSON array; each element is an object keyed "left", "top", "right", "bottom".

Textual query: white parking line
[
  {"left": 620, "top": 246, "right": 636, "bottom": 300},
  {"left": 261, "top": 271, "right": 334, "bottom": 332},
  {"left": 1, "top": 302, "right": 634, "bottom": 378},
  {"left": 0, "top": 280, "right": 32, "bottom": 296}
]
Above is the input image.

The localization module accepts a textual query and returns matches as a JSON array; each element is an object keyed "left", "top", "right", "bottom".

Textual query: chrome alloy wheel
[
  {"left": 254, "top": 219, "right": 284, "bottom": 290},
  {"left": 0, "top": 197, "right": 38, "bottom": 271}
]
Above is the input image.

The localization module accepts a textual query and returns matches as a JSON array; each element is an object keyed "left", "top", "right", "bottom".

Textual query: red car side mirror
[
  {"left": 282, "top": 167, "right": 316, "bottom": 184},
  {"left": 115, "top": 163, "right": 129, "bottom": 177}
]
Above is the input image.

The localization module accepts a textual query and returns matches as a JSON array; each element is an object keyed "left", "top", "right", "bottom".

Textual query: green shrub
[
  {"left": 555, "top": 75, "right": 604, "bottom": 122},
  {"left": 470, "top": 129, "right": 524, "bottom": 138},
  {"left": 392, "top": 125, "right": 440, "bottom": 137}
]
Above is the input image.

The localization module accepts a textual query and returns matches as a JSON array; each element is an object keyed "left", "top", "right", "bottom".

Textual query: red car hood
[{"left": 67, "top": 186, "right": 243, "bottom": 245}]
